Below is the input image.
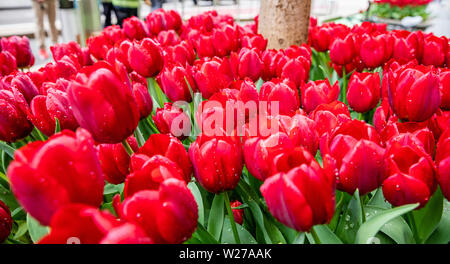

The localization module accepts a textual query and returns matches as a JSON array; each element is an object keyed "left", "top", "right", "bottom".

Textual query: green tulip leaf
[
  {"left": 311, "top": 225, "right": 343, "bottom": 244},
  {"left": 221, "top": 216, "right": 257, "bottom": 244},
  {"left": 413, "top": 189, "right": 444, "bottom": 243},
  {"left": 27, "top": 214, "right": 49, "bottom": 243},
  {"left": 207, "top": 193, "right": 224, "bottom": 241},
  {"left": 188, "top": 182, "right": 205, "bottom": 225}
]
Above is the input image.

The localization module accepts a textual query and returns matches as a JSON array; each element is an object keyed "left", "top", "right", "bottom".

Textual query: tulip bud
[
  {"left": 192, "top": 57, "right": 233, "bottom": 99},
  {"left": 387, "top": 65, "right": 440, "bottom": 122},
  {"left": 157, "top": 63, "right": 197, "bottom": 102},
  {"left": 230, "top": 200, "right": 244, "bottom": 225},
  {"left": 10, "top": 72, "right": 39, "bottom": 104},
  {"left": 132, "top": 82, "right": 153, "bottom": 120},
  {"left": 329, "top": 35, "right": 355, "bottom": 65},
  {"left": 301, "top": 79, "right": 340, "bottom": 113},
  {"left": 259, "top": 79, "right": 300, "bottom": 116},
  {"left": 163, "top": 41, "right": 196, "bottom": 66},
  {"left": 153, "top": 103, "right": 191, "bottom": 140},
  {"left": 260, "top": 153, "right": 335, "bottom": 232},
  {"left": 440, "top": 70, "right": 450, "bottom": 110},
  {"left": 241, "top": 34, "right": 267, "bottom": 52},
  {"left": 68, "top": 61, "right": 140, "bottom": 143},
  {"left": 146, "top": 9, "right": 182, "bottom": 36},
  {"left": 236, "top": 48, "right": 263, "bottom": 81},
  {"left": 7, "top": 129, "right": 104, "bottom": 225},
  {"left": 0, "top": 90, "right": 33, "bottom": 142},
  {"left": 1, "top": 36, "right": 35, "bottom": 68},
  {"left": 383, "top": 133, "right": 437, "bottom": 208},
  {"left": 123, "top": 16, "right": 149, "bottom": 40},
  {"left": 128, "top": 38, "right": 164, "bottom": 78},
  {"left": 189, "top": 132, "right": 243, "bottom": 193},
  {"left": 98, "top": 136, "right": 138, "bottom": 185},
  {"left": 421, "top": 34, "right": 447, "bottom": 67},
  {"left": 0, "top": 51, "right": 17, "bottom": 76},
  {"left": 309, "top": 101, "right": 351, "bottom": 137},
  {"left": 347, "top": 71, "right": 381, "bottom": 113},
  {"left": 118, "top": 179, "right": 197, "bottom": 244},
  {"left": 0, "top": 200, "right": 13, "bottom": 243}
]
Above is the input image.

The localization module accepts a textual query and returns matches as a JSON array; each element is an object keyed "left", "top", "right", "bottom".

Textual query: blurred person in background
[
  {"left": 150, "top": 0, "right": 163, "bottom": 11},
  {"left": 102, "top": 0, "right": 117, "bottom": 27},
  {"left": 32, "top": 0, "right": 59, "bottom": 60},
  {"left": 112, "top": 0, "right": 139, "bottom": 26}
]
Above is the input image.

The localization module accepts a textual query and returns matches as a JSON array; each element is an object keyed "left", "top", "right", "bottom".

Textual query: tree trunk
[{"left": 258, "top": 0, "right": 312, "bottom": 49}]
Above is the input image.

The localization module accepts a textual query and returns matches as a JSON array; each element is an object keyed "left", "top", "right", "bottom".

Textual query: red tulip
[
  {"left": 192, "top": 57, "right": 234, "bottom": 99},
  {"left": 240, "top": 33, "right": 267, "bottom": 52},
  {"left": 189, "top": 132, "right": 243, "bottom": 193},
  {"left": 146, "top": 9, "right": 182, "bottom": 36},
  {"left": 50, "top": 41, "right": 93, "bottom": 66},
  {"left": 439, "top": 69, "right": 450, "bottom": 110},
  {"left": 421, "top": 34, "right": 447, "bottom": 67},
  {"left": 320, "top": 120, "right": 384, "bottom": 195},
  {"left": 259, "top": 79, "right": 300, "bottom": 116},
  {"left": 98, "top": 136, "right": 138, "bottom": 184},
  {"left": 0, "top": 200, "right": 12, "bottom": 243},
  {"left": 243, "top": 114, "right": 319, "bottom": 181},
  {"left": 123, "top": 16, "right": 149, "bottom": 40},
  {"left": 387, "top": 65, "right": 440, "bottom": 122},
  {"left": 156, "top": 62, "right": 197, "bottom": 102},
  {"left": 392, "top": 30, "right": 423, "bottom": 64},
  {"left": 0, "top": 89, "right": 33, "bottom": 142},
  {"left": 39, "top": 204, "right": 152, "bottom": 244},
  {"left": 68, "top": 61, "right": 140, "bottom": 143},
  {"left": 9, "top": 72, "right": 39, "bottom": 104},
  {"left": 28, "top": 88, "right": 79, "bottom": 136},
  {"left": 87, "top": 25, "right": 125, "bottom": 60},
  {"left": 211, "top": 24, "right": 239, "bottom": 57},
  {"left": 383, "top": 133, "right": 437, "bottom": 208},
  {"left": 105, "top": 40, "right": 133, "bottom": 72},
  {"left": 360, "top": 33, "right": 392, "bottom": 68},
  {"left": 163, "top": 41, "right": 196, "bottom": 66},
  {"left": 134, "top": 134, "right": 192, "bottom": 183},
  {"left": 235, "top": 48, "right": 263, "bottom": 81},
  {"left": 153, "top": 102, "right": 191, "bottom": 140},
  {"left": 132, "top": 81, "right": 153, "bottom": 120},
  {"left": 278, "top": 56, "right": 310, "bottom": 87},
  {"left": 435, "top": 129, "right": 450, "bottom": 201},
  {"left": 329, "top": 35, "right": 355, "bottom": 65},
  {"left": 309, "top": 101, "right": 351, "bottom": 137},
  {"left": 117, "top": 178, "right": 197, "bottom": 244},
  {"left": 1, "top": 36, "right": 34, "bottom": 68},
  {"left": 128, "top": 38, "right": 164, "bottom": 78},
  {"left": 156, "top": 30, "right": 181, "bottom": 47},
  {"left": 0, "top": 51, "right": 17, "bottom": 76},
  {"left": 347, "top": 71, "right": 381, "bottom": 113},
  {"left": 301, "top": 79, "right": 340, "bottom": 113},
  {"left": 260, "top": 151, "right": 335, "bottom": 232},
  {"left": 7, "top": 129, "right": 104, "bottom": 225},
  {"left": 230, "top": 200, "right": 244, "bottom": 225}
]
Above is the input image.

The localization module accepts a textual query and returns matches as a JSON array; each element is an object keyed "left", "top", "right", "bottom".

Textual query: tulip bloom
[
  {"left": 309, "top": 101, "right": 351, "bottom": 137},
  {"left": 132, "top": 82, "right": 153, "bottom": 120},
  {"left": 39, "top": 204, "right": 152, "bottom": 244},
  {"left": 383, "top": 133, "right": 437, "bottom": 208},
  {"left": 117, "top": 179, "right": 198, "bottom": 244},
  {"left": 0, "top": 200, "right": 12, "bottom": 243},
  {"left": 260, "top": 151, "right": 335, "bottom": 232},
  {"left": 278, "top": 56, "right": 310, "bottom": 88},
  {"left": 68, "top": 61, "right": 140, "bottom": 143},
  {"left": 1, "top": 36, "right": 34, "bottom": 68},
  {"left": 440, "top": 70, "right": 450, "bottom": 110},
  {"left": 243, "top": 114, "right": 319, "bottom": 181},
  {"left": 235, "top": 48, "right": 263, "bottom": 81},
  {"left": 0, "top": 51, "right": 17, "bottom": 76},
  {"left": 0, "top": 90, "right": 33, "bottom": 142},
  {"left": 9, "top": 72, "right": 39, "bottom": 104},
  {"left": 163, "top": 41, "right": 196, "bottom": 66},
  {"left": 387, "top": 65, "right": 440, "bottom": 122},
  {"left": 192, "top": 57, "right": 234, "bottom": 99},
  {"left": 146, "top": 9, "right": 182, "bottom": 36},
  {"left": 435, "top": 130, "right": 450, "bottom": 201},
  {"left": 128, "top": 38, "right": 164, "bottom": 78},
  {"left": 123, "top": 16, "right": 148, "bottom": 40},
  {"left": 421, "top": 34, "right": 447, "bottom": 67},
  {"left": 240, "top": 34, "right": 267, "bottom": 52},
  {"left": 156, "top": 30, "right": 181, "bottom": 47},
  {"left": 98, "top": 137, "right": 138, "bottom": 185},
  {"left": 347, "top": 71, "right": 381, "bottom": 113},
  {"left": 7, "top": 129, "right": 104, "bottom": 225},
  {"left": 156, "top": 63, "right": 197, "bottom": 102},
  {"left": 301, "top": 79, "right": 340, "bottom": 113},
  {"left": 105, "top": 40, "right": 133, "bottom": 72},
  {"left": 153, "top": 103, "right": 191, "bottom": 140},
  {"left": 134, "top": 134, "right": 192, "bottom": 183},
  {"left": 50, "top": 41, "right": 93, "bottom": 67},
  {"left": 189, "top": 132, "right": 243, "bottom": 193},
  {"left": 259, "top": 79, "right": 300, "bottom": 116},
  {"left": 28, "top": 88, "right": 79, "bottom": 136},
  {"left": 321, "top": 120, "right": 385, "bottom": 195},
  {"left": 360, "top": 33, "right": 392, "bottom": 69},
  {"left": 329, "top": 35, "right": 355, "bottom": 65}
]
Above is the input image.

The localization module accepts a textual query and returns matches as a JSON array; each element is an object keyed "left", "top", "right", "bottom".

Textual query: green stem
[
  {"left": 342, "top": 67, "right": 348, "bottom": 105},
  {"left": 407, "top": 212, "right": 420, "bottom": 243},
  {"left": 121, "top": 139, "right": 134, "bottom": 156},
  {"left": 360, "top": 194, "right": 366, "bottom": 223},
  {"left": 310, "top": 226, "right": 321, "bottom": 244},
  {"left": 134, "top": 126, "right": 146, "bottom": 147},
  {"left": 223, "top": 191, "right": 241, "bottom": 244}
]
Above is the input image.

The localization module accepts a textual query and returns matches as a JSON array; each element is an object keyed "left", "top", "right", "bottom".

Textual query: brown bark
[{"left": 258, "top": 0, "right": 312, "bottom": 49}]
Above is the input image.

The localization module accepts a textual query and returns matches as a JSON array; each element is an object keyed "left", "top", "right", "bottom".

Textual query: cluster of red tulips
[
  {"left": 374, "top": 0, "right": 432, "bottom": 7},
  {"left": 0, "top": 9, "right": 449, "bottom": 245}
]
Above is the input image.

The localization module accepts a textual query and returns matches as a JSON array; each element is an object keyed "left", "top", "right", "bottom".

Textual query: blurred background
[{"left": 0, "top": 0, "right": 449, "bottom": 66}]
